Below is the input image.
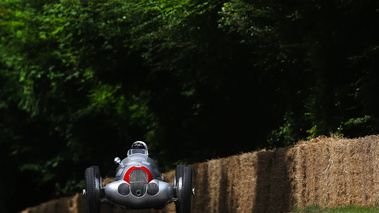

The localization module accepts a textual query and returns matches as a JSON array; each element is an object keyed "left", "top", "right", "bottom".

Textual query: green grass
[{"left": 292, "top": 205, "right": 379, "bottom": 212}]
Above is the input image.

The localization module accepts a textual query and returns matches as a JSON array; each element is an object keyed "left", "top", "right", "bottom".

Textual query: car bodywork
[
  {"left": 103, "top": 149, "right": 174, "bottom": 209},
  {"left": 84, "top": 142, "right": 193, "bottom": 213}
]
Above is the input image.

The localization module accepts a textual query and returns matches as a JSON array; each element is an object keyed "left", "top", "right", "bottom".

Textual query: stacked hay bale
[
  {"left": 21, "top": 135, "right": 379, "bottom": 213},
  {"left": 190, "top": 148, "right": 294, "bottom": 213},
  {"left": 20, "top": 194, "right": 85, "bottom": 213},
  {"left": 290, "top": 135, "right": 379, "bottom": 208},
  {"left": 191, "top": 153, "right": 259, "bottom": 213},
  {"left": 168, "top": 135, "right": 379, "bottom": 212}
]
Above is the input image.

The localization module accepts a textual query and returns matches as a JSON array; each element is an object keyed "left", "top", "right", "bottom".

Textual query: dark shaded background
[{"left": 0, "top": 0, "right": 378, "bottom": 212}]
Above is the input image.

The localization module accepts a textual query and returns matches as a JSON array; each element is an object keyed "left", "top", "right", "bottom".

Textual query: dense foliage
[{"left": 0, "top": 0, "right": 378, "bottom": 212}]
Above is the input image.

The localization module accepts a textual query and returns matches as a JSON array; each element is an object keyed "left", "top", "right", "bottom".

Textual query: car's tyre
[
  {"left": 174, "top": 165, "right": 192, "bottom": 213},
  {"left": 85, "top": 166, "right": 102, "bottom": 213},
  {"left": 91, "top": 166, "right": 103, "bottom": 194},
  {"left": 173, "top": 165, "right": 184, "bottom": 193}
]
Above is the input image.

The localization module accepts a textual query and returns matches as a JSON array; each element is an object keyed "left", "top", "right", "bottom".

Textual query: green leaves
[
  {"left": 0, "top": 0, "right": 378, "bottom": 212},
  {"left": 219, "top": 0, "right": 273, "bottom": 36}
]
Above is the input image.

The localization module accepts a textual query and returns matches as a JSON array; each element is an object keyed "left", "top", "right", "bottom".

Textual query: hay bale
[
  {"left": 224, "top": 155, "right": 240, "bottom": 213},
  {"left": 191, "top": 162, "right": 211, "bottom": 213},
  {"left": 21, "top": 135, "right": 379, "bottom": 213},
  {"left": 267, "top": 148, "right": 293, "bottom": 212},
  {"left": 21, "top": 196, "right": 76, "bottom": 213},
  {"left": 206, "top": 159, "right": 220, "bottom": 212},
  {"left": 371, "top": 136, "right": 379, "bottom": 206},
  {"left": 291, "top": 135, "right": 379, "bottom": 209},
  {"left": 237, "top": 152, "right": 259, "bottom": 212}
]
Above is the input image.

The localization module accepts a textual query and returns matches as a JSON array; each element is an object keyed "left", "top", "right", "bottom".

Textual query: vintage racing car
[{"left": 84, "top": 141, "right": 193, "bottom": 213}]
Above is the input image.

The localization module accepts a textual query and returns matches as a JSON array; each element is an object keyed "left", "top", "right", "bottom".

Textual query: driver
[
  {"left": 128, "top": 141, "right": 149, "bottom": 155},
  {"left": 131, "top": 141, "right": 148, "bottom": 149},
  {"left": 126, "top": 141, "right": 163, "bottom": 180}
]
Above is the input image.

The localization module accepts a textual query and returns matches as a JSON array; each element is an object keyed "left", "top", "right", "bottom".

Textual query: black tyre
[
  {"left": 174, "top": 165, "right": 192, "bottom": 213},
  {"left": 92, "top": 166, "right": 103, "bottom": 193},
  {"left": 85, "top": 166, "right": 101, "bottom": 213},
  {"left": 174, "top": 165, "right": 184, "bottom": 192}
]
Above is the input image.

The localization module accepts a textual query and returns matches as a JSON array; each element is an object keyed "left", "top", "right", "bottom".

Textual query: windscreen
[{"left": 127, "top": 149, "right": 148, "bottom": 156}]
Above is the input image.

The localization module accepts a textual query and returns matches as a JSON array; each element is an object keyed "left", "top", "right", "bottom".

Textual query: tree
[{"left": 0, "top": 0, "right": 378, "bottom": 212}]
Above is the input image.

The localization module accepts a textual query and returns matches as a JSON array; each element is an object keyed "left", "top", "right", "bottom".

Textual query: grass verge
[{"left": 292, "top": 205, "right": 379, "bottom": 212}]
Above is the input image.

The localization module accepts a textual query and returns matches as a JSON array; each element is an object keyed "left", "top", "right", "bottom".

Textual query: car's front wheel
[
  {"left": 174, "top": 165, "right": 192, "bottom": 213},
  {"left": 85, "top": 166, "right": 102, "bottom": 213}
]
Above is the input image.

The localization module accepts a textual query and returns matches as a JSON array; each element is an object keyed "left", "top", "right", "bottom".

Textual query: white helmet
[
  {"left": 128, "top": 141, "right": 149, "bottom": 156},
  {"left": 131, "top": 141, "right": 148, "bottom": 150}
]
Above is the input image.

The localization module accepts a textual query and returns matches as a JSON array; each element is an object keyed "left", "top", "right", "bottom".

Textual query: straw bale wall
[
  {"left": 21, "top": 135, "right": 379, "bottom": 213},
  {"left": 289, "top": 135, "right": 379, "bottom": 208}
]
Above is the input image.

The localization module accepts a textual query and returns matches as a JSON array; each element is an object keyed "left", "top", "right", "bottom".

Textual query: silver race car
[{"left": 84, "top": 141, "right": 193, "bottom": 213}]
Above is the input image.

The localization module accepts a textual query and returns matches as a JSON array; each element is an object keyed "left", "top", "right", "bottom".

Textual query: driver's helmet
[
  {"left": 131, "top": 141, "right": 148, "bottom": 150},
  {"left": 128, "top": 141, "right": 148, "bottom": 156}
]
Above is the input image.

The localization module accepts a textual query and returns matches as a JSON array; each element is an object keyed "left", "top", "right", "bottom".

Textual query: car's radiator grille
[{"left": 129, "top": 169, "right": 147, "bottom": 197}]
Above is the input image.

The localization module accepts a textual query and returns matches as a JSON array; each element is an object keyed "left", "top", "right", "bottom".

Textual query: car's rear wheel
[
  {"left": 174, "top": 165, "right": 192, "bottom": 213},
  {"left": 85, "top": 166, "right": 102, "bottom": 213}
]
